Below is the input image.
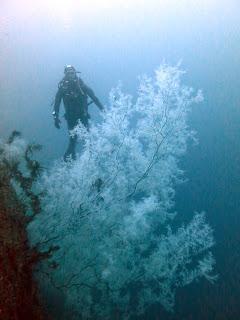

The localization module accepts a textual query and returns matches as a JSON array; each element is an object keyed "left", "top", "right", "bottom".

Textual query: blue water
[{"left": 1, "top": 1, "right": 240, "bottom": 319}]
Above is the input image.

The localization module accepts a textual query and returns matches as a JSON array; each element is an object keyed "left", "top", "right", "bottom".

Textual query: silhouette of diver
[{"left": 53, "top": 65, "right": 103, "bottom": 161}]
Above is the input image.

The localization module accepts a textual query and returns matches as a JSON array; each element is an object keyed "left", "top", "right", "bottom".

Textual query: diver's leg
[
  {"left": 64, "top": 115, "right": 89, "bottom": 161},
  {"left": 82, "top": 115, "right": 89, "bottom": 131},
  {"left": 64, "top": 135, "right": 77, "bottom": 161},
  {"left": 64, "top": 117, "right": 78, "bottom": 161}
]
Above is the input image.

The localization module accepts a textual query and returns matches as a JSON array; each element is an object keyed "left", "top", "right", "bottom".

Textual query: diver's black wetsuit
[{"left": 53, "top": 76, "right": 103, "bottom": 160}]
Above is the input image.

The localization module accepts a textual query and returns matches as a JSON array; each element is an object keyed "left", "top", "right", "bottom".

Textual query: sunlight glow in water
[{"left": 2, "top": 0, "right": 220, "bottom": 34}]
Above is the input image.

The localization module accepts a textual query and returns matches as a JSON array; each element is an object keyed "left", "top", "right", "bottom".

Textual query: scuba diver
[{"left": 52, "top": 65, "right": 104, "bottom": 161}]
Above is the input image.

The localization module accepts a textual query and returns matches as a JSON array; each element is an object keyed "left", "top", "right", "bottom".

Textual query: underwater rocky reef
[{"left": 0, "top": 132, "right": 55, "bottom": 320}]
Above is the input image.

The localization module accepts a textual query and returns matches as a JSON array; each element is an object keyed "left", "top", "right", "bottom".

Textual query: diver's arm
[
  {"left": 83, "top": 83, "right": 104, "bottom": 111},
  {"left": 53, "top": 86, "right": 63, "bottom": 116},
  {"left": 52, "top": 86, "right": 63, "bottom": 129}
]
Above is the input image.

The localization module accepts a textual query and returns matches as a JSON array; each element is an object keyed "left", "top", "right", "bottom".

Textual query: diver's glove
[
  {"left": 54, "top": 118, "right": 61, "bottom": 129},
  {"left": 52, "top": 111, "right": 61, "bottom": 129}
]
